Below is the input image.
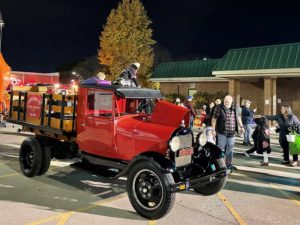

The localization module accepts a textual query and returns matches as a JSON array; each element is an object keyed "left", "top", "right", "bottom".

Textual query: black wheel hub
[
  {"left": 137, "top": 179, "right": 153, "bottom": 200},
  {"left": 20, "top": 148, "right": 33, "bottom": 171},
  {"left": 133, "top": 169, "right": 164, "bottom": 210}
]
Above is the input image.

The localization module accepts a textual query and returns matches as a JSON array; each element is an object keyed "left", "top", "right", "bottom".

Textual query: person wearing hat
[
  {"left": 175, "top": 98, "right": 181, "bottom": 105},
  {"left": 175, "top": 97, "right": 184, "bottom": 107},
  {"left": 183, "top": 96, "right": 197, "bottom": 128},
  {"left": 116, "top": 62, "right": 140, "bottom": 87},
  {"left": 241, "top": 100, "right": 256, "bottom": 146}
]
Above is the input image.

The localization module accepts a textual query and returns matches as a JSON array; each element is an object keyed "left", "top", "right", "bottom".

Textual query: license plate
[{"left": 179, "top": 147, "right": 193, "bottom": 156}]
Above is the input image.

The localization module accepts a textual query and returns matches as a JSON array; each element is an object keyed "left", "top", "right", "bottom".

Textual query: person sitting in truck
[{"left": 114, "top": 62, "right": 140, "bottom": 87}]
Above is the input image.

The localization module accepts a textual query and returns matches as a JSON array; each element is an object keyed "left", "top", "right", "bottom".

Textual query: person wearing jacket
[
  {"left": 266, "top": 104, "right": 300, "bottom": 166},
  {"left": 244, "top": 117, "right": 271, "bottom": 166},
  {"left": 241, "top": 100, "right": 256, "bottom": 146},
  {"left": 211, "top": 95, "right": 244, "bottom": 170},
  {"left": 116, "top": 62, "right": 140, "bottom": 87}
]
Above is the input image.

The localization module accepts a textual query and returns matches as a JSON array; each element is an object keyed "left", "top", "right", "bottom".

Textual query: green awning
[
  {"left": 152, "top": 59, "right": 221, "bottom": 79},
  {"left": 214, "top": 42, "right": 300, "bottom": 71}
]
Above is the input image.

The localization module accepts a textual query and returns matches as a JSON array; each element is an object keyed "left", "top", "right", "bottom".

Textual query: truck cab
[{"left": 76, "top": 84, "right": 190, "bottom": 161}]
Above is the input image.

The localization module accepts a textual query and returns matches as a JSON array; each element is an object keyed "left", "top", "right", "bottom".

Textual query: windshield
[{"left": 116, "top": 98, "right": 157, "bottom": 116}]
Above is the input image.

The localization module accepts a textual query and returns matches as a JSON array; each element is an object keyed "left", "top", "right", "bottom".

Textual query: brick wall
[
  {"left": 159, "top": 78, "right": 300, "bottom": 117},
  {"left": 277, "top": 78, "right": 300, "bottom": 117},
  {"left": 240, "top": 79, "right": 264, "bottom": 115},
  {"left": 160, "top": 82, "right": 228, "bottom": 96}
]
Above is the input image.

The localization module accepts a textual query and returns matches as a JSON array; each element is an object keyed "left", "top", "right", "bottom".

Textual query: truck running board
[{"left": 81, "top": 152, "right": 128, "bottom": 172}]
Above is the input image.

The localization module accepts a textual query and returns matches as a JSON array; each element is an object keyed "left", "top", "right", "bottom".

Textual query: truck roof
[{"left": 79, "top": 83, "right": 164, "bottom": 99}]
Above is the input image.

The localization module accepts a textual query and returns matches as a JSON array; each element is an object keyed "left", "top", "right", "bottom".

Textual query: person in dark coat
[
  {"left": 115, "top": 62, "right": 140, "bottom": 87},
  {"left": 265, "top": 104, "right": 300, "bottom": 166},
  {"left": 244, "top": 117, "right": 271, "bottom": 166}
]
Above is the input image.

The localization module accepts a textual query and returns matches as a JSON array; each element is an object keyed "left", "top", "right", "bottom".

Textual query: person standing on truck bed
[{"left": 115, "top": 62, "right": 140, "bottom": 87}]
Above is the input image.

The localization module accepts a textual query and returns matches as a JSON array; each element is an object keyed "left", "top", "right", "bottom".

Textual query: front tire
[
  {"left": 19, "top": 137, "right": 43, "bottom": 177},
  {"left": 193, "top": 158, "right": 227, "bottom": 196},
  {"left": 127, "top": 159, "right": 175, "bottom": 220}
]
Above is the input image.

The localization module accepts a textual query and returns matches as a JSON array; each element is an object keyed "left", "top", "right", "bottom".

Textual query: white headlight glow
[
  {"left": 170, "top": 136, "right": 180, "bottom": 152},
  {"left": 169, "top": 134, "right": 193, "bottom": 152},
  {"left": 199, "top": 133, "right": 207, "bottom": 146}
]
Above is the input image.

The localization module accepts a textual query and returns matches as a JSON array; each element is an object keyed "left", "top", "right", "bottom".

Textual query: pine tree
[{"left": 98, "top": 0, "right": 156, "bottom": 86}]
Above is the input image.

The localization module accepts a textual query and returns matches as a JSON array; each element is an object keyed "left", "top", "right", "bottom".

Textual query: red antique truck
[{"left": 7, "top": 83, "right": 228, "bottom": 219}]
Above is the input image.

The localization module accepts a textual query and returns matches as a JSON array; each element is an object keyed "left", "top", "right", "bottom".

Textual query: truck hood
[
  {"left": 149, "top": 100, "right": 190, "bottom": 127},
  {"left": 115, "top": 100, "right": 191, "bottom": 160}
]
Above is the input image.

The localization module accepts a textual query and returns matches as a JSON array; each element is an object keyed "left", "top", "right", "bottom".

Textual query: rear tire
[
  {"left": 127, "top": 159, "right": 175, "bottom": 220},
  {"left": 38, "top": 145, "right": 51, "bottom": 176},
  {"left": 193, "top": 158, "right": 227, "bottom": 196},
  {"left": 19, "top": 137, "right": 43, "bottom": 177}
]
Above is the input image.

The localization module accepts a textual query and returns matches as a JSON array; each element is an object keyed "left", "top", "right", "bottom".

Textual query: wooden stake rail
[{"left": 8, "top": 91, "right": 77, "bottom": 135}]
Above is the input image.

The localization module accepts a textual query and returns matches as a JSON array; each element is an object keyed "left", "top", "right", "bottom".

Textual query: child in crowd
[
  {"left": 244, "top": 117, "right": 271, "bottom": 166},
  {"left": 206, "top": 126, "right": 216, "bottom": 145}
]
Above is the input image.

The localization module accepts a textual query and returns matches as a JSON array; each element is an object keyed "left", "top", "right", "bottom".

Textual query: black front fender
[
  {"left": 112, "top": 153, "right": 176, "bottom": 179},
  {"left": 204, "top": 142, "right": 225, "bottom": 159}
]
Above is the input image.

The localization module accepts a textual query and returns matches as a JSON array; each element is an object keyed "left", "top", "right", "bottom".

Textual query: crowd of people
[{"left": 176, "top": 94, "right": 300, "bottom": 170}]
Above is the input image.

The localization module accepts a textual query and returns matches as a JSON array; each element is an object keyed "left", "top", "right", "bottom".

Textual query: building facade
[{"left": 151, "top": 42, "right": 300, "bottom": 116}]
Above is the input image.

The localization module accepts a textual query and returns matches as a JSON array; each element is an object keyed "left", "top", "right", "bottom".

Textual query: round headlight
[
  {"left": 199, "top": 133, "right": 207, "bottom": 146},
  {"left": 169, "top": 136, "right": 180, "bottom": 152}
]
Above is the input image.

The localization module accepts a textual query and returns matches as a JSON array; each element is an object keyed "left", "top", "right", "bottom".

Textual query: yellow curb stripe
[
  {"left": 26, "top": 193, "right": 128, "bottom": 225},
  {"left": 0, "top": 173, "right": 20, "bottom": 178},
  {"left": 270, "top": 184, "right": 300, "bottom": 207},
  {"left": 56, "top": 212, "right": 75, "bottom": 225},
  {"left": 148, "top": 220, "right": 156, "bottom": 225},
  {"left": 217, "top": 192, "right": 247, "bottom": 225}
]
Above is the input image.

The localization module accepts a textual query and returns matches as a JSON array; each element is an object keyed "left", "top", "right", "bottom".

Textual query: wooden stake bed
[{"left": 7, "top": 90, "right": 77, "bottom": 141}]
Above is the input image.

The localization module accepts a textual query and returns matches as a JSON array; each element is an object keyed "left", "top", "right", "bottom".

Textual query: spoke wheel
[
  {"left": 133, "top": 169, "right": 163, "bottom": 211},
  {"left": 127, "top": 159, "right": 175, "bottom": 220}
]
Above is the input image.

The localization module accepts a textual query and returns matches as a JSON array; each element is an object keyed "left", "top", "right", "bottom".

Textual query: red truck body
[{"left": 76, "top": 86, "right": 189, "bottom": 160}]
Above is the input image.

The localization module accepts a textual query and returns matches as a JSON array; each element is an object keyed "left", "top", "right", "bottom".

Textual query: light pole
[{"left": 0, "top": 10, "right": 4, "bottom": 52}]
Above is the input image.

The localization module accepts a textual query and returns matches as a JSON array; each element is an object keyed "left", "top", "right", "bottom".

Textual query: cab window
[{"left": 87, "top": 91, "right": 113, "bottom": 117}]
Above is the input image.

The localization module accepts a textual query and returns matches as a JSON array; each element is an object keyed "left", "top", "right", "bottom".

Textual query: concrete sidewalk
[{"left": 0, "top": 122, "right": 32, "bottom": 135}]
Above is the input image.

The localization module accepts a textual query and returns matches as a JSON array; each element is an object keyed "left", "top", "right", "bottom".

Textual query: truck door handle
[{"left": 80, "top": 123, "right": 85, "bottom": 127}]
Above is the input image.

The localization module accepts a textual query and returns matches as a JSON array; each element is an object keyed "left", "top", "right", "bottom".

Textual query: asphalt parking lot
[{"left": 0, "top": 124, "right": 300, "bottom": 225}]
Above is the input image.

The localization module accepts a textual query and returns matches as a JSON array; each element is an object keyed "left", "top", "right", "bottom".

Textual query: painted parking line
[
  {"left": 0, "top": 173, "right": 20, "bottom": 178},
  {"left": 148, "top": 220, "right": 156, "bottom": 225},
  {"left": 0, "top": 143, "right": 21, "bottom": 148},
  {"left": 26, "top": 193, "right": 128, "bottom": 225},
  {"left": 217, "top": 192, "right": 248, "bottom": 225},
  {"left": 270, "top": 184, "right": 300, "bottom": 207}
]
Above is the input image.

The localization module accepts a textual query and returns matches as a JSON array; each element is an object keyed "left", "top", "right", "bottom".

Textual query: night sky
[{"left": 1, "top": 0, "right": 300, "bottom": 72}]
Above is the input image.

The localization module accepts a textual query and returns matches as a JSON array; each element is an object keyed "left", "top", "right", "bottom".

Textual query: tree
[
  {"left": 72, "top": 55, "right": 108, "bottom": 80},
  {"left": 98, "top": 0, "right": 156, "bottom": 87}
]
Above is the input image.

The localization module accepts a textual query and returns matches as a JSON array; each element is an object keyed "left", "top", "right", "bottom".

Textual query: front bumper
[{"left": 171, "top": 168, "right": 230, "bottom": 193}]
